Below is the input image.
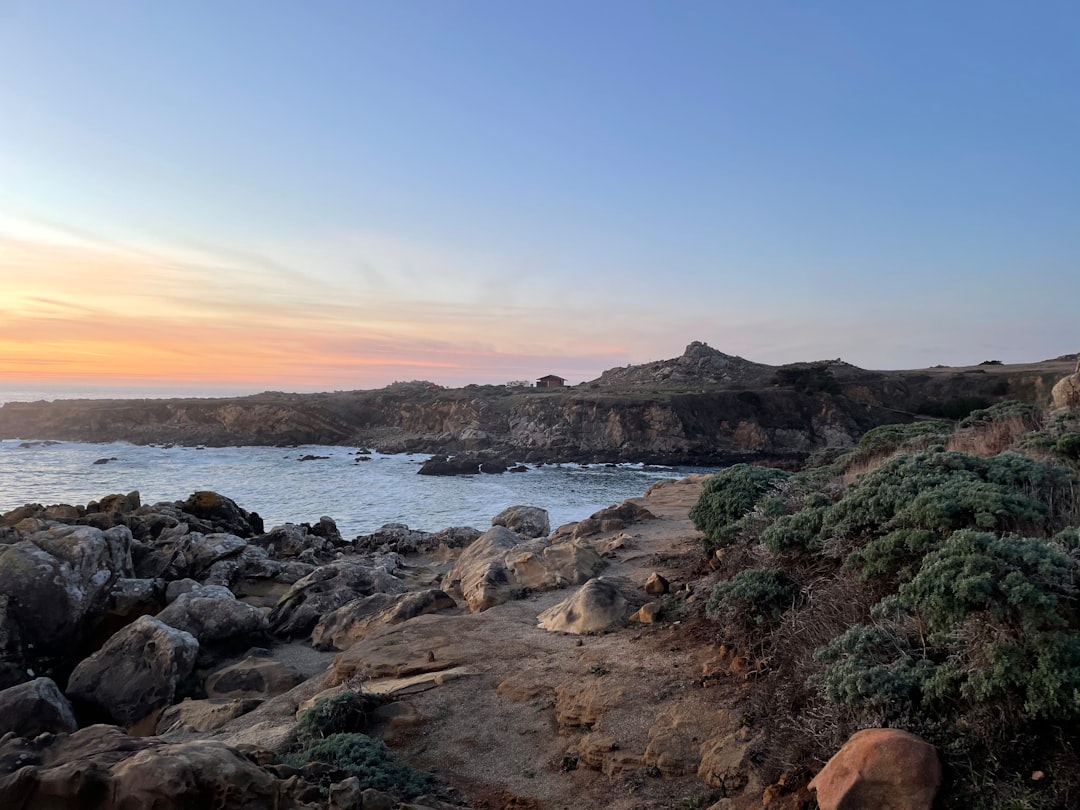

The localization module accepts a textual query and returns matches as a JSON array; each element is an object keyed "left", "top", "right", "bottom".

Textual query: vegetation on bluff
[
  {"left": 693, "top": 402, "right": 1080, "bottom": 809},
  {"left": 284, "top": 692, "right": 435, "bottom": 799}
]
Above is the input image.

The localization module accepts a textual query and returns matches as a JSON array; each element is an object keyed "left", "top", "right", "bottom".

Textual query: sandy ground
[
  {"left": 196, "top": 476, "right": 769, "bottom": 810},
  {"left": 330, "top": 476, "right": 743, "bottom": 810}
]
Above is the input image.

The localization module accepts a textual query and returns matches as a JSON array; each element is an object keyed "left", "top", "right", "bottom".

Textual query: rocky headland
[
  {"left": 2, "top": 359, "right": 1079, "bottom": 810},
  {"left": 1, "top": 343, "right": 1073, "bottom": 465}
]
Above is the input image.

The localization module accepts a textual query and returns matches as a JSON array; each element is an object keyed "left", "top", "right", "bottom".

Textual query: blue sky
[{"left": 0, "top": 1, "right": 1076, "bottom": 390}]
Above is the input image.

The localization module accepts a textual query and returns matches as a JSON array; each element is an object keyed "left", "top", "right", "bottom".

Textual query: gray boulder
[
  {"left": 0, "top": 677, "right": 77, "bottom": 737},
  {"left": 67, "top": 615, "right": 199, "bottom": 727},
  {"left": 155, "top": 584, "right": 269, "bottom": 645},
  {"left": 269, "top": 561, "right": 407, "bottom": 638}
]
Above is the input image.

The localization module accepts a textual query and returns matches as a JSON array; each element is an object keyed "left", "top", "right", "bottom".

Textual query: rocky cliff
[{"left": 1, "top": 344, "right": 1073, "bottom": 464}]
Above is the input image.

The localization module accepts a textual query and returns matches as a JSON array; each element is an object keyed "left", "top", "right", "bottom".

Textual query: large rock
[
  {"left": 67, "top": 615, "right": 199, "bottom": 728},
  {"left": 1051, "top": 373, "right": 1080, "bottom": 410},
  {"left": 505, "top": 539, "right": 605, "bottom": 591},
  {"left": 441, "top": 526, "right": 524, "bottom": 612},
  {"left": 269, "top": 561, "right": 407, "bottom": 638},
  {"left": 354, "top": 524, "right": 481, "bottom": 555},
  {"left": 155, "top": 584, "right": 269, "bottom": 646},
  {"left": 251, "top": 523, "right": 335, "bottom": 559},
  {"left": 809, "top": 728, "right": 941, "bottom": 810},
  {"left": 0, "top": 524, "right": 134, "bottom": 686},
  {"left": 0, "top": 725, "right": 306, "bottom": 809},
  {"left": 204, "top": 656, "right": 305, "bottom": 699},
  {"left": 492, "top": 505, "right": 551, "bottom": 539},
  {"left": 0, "top": 677, "right": 77, "bottom": 737},
  {"left": 311, "top": 589, "right": 458, "bottom": 651},
  {"left": 537, "top": 577, "right": 633, "bottom": 634},
  {"left": 180, "top": 491, "right": 264, "bottom": 537}
]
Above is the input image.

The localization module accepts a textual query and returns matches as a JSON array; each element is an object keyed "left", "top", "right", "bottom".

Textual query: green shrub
[
  {"left": 285, "top": 733, "right": 433, "bottom": 798},
  {"left": 823, "top": 450, "right": 1074, "bottom": 551},
  {"left": 1055, "top": 433, "right": 1080, "bottom": 461},
  {"left": 844, "top": 529, "right": 940, "bottom": 580},
  {"left": 958, "top": 400, "right": 1040, "bottom": 429},
  {"left": 296, "top": 691, "right": 385, "bottom": 741},
  {"left": 690, "top": 465, "right": 791, "bottom": 553},
  {"left": 852, "top": 421, "right": 950, "bottom": 456},
  {"left": 707, "top": 568, "right": 799, "bottom": 627},
  {"left": 760, "top": 505, "right": 828, "bottom": 555},
  {"left": 818, "top": 530, "right": 1080, "bottom": 725}
]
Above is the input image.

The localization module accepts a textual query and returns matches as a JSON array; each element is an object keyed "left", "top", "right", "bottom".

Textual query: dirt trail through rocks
[{"left": 201, "top": 476, "right": 776, "bottom": 809}]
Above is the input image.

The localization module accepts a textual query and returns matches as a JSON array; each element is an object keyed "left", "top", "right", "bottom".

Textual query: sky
[{"left": 0, "top": 1, "right": 1077, "bottom": 394}]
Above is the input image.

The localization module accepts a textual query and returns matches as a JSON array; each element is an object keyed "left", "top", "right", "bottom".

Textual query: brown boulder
[
  {"left": 809, "top": 728, "right": 941, "bottom": 810},
  {"left": 205, "top": 656, "right": 305, "bottom": 700},
  {"left": 0, "top": 724, "right": 305, "bottom": 809},
  {"left": 1051, "top": 373, "right": 1080, "bottom": 410},
  {"left": 537, "top": 578, "right": 632, "bottom": 634}
]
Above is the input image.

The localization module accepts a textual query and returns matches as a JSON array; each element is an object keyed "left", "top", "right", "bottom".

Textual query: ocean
[{"left": 0, "top": 440, "right": 708, "bottom": 538}]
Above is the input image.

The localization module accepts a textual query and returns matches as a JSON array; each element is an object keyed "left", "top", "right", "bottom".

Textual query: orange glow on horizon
[{"left": 0, "top": 228, "right": 632, "bottom": 389}]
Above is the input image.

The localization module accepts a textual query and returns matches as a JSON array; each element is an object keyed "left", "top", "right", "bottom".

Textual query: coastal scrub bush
[
  {"left": 818, "top": 530, "right": 1080, "bottom": 728},
  {"left": 1055, "top": 433, "right": 1080, "bottom": 461},
  {"left": 690, "top": 464, "right": 790, "bottom": 553},
  {"left": 296, "top": 691, "right": 385, "bottom": 741},
  {"left": 958, "top": 400, "right": 1041, "bottom": 429},
  {"left": 821, "top": 450, "right": 1075, "bottom": 559},
  {"left": 707, "top": 568, "right": 800, "bottom": 629},
  {"left": 285, "top": 732, "right": 433, "bottom": 799},
  {"left": 760, "top": 502, "right": 829, "bottom": 555},
  {"left": 851, "top": 421, "right": 951, "bottom": 456}
]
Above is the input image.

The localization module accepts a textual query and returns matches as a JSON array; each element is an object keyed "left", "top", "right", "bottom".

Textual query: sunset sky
[{"left": 1, "top": 1, "right": 1077, "bottom": 394}]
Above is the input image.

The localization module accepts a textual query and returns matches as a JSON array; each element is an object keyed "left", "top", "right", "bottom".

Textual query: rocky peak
[{"left": 588, "top": 341, "right": 773, "bottom": 389}]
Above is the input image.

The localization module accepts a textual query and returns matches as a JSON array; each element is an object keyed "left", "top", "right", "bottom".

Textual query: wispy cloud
[{"left": 0, "top": 218, "right": 641, "bottom": 387}]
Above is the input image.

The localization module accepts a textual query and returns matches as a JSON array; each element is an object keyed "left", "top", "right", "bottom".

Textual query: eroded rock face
[
  {"left": 491, "top": 505, "right": 551, "bottom": 539},
  {"left": 0, "top": 677, "right": 77, "bottom": 737},
  {"left": 67, "top": 615, "right": 199, "bottom": 728},
  {"left": 204, "top": 656, "right": 304, "bottom": 700},
  {"left": 269, "top": 561, "right": 407, "bottom": 638},
  {"left": 809, "top": 728, "right": 941, "bottom": 810},
  {"left": 0, "top": 524, "right": 134, "bottom": 687},
  {"left": 311, "top": 589, "right": 458, "bottom": 651},
  {"left": 441, "top": 526, "right": 525, "bottom": 612},
  {"left": 537, "top": 578, "right": 632, "bottom": 634},
  {"left": 0, "top": 725, "right": 307, "bottom": 810}
]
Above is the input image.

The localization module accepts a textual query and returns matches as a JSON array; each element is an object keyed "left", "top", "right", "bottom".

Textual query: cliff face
[{"left": 1, "top": 345, "right": 1074, "bottom": 464}]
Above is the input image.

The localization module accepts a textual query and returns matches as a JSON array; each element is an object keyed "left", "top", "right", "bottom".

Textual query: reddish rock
[{"left": 809, "top": 728, "right": 941, "bottom": 810}]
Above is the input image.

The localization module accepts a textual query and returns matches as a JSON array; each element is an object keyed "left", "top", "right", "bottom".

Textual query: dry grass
[{"left": 947, "top": 415, "right": 1039, "bottom": 457}]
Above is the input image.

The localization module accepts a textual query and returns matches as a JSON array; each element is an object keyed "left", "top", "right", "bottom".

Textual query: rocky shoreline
[{"left": 0, "top": 478, "right": 767, "bottom": 809}]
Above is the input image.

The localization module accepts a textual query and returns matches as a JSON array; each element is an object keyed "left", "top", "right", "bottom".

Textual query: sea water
[{"left": 0, "top": 440, "right": 709, "bottom": 538}]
